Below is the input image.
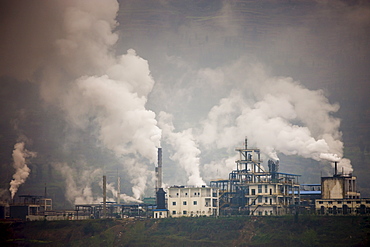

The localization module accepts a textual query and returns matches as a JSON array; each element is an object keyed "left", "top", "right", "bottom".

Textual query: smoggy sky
[{"left": 0, "top": 0, "right": 369, "bottom": 206}]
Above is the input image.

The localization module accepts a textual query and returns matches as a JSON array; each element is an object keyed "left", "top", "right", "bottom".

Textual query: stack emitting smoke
[
  {"left": 156, "top": 148, "right": 166, "bottom": 209},
  {"left": 103, "top": 175, "right": 107, "bottom": 218},
  {"left": 9, "top": 142, "right": 36, "bottom": 199}
]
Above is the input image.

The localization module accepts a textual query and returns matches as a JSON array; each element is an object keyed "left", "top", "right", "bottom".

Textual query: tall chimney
[
  {"left": 117, "top": 176, "right": 120, "bottom": 204},
  {"left": 334, "top": 161, "right": 338, "bottom": 176},
  {"left": 103, "top": 175, "right": 107, "bottom": 218},
  {"left": 157, "top": 148, "right": 162, "bottom": 189}
]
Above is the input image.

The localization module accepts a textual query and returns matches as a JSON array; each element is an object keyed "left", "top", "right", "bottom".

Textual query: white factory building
[{"left": 167, "top": 186, "right": 219, "bottom": 217}]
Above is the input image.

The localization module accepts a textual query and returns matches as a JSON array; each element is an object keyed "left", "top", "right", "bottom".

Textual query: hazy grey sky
[{"left": 1, "top": 0, "right": 369, "bottom": 206}]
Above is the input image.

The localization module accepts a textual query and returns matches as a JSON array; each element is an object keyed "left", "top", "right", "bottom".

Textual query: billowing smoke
[
  {"left": 198, "top": 63, "right": 352, "bottom": 174},
  {"left": 1, "top": 0, "right": 161, "bottom": 200},
  {"left": 158, "top": 111, "right": 205, "bottom": 186},
  {"left": 2, "top": 0, "right": 367, "bottom": 202},
  {"left": 48, "top": 1, "right": 161, "bottom": 199},
  {"left": 9, "top": 142, "right": 37, "bottom": 199},
  {"left": 54, "top": 162, "right": 142, "bottom": 204},
  {"left": 106, "top": 182, "right": 142, "bottom": 204}
]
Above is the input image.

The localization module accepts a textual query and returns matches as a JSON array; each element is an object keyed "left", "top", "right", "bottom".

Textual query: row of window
[
  {"left": 169, "top": 192, "right": 215, "bottom": 197},
  {"left": 170, "top": 200, "right": 217, "bottom": 207},
  {"left": 172, "top": 201, "right": 198, "bottom": 206},
  {"left": 171, "top": 210, "right": 209, "bottom": 215},
  {"left": 318, "top": 200, "right": 370, "bottom": 205}
]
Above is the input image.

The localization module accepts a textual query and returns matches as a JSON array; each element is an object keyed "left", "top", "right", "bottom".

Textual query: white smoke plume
[
  {"left": 9, "top": 142, "right": 37, "bottom": 199},
  {"left": 53, "top": 163, "right": 103, "bottom": 204},
  {"left": 3, "top": 0, "right": 161, "bottom": 200},
  {"left": 54, "top": 162, "right": 143, "bottom": 205},
  {"left": 320, "top": 153, "right": 352, "bottom": 174},
  {"left": 198, "top": 63, "right": 352, "bottom": 173},
  {"left": 320, "top": 153, "right": 341, "bottom": 162},
  {"left": 158, "top": 111, "right": 205, "bottom": 186},
  {"left": 106, "top": 182, "right": 142, "bottom": 204}
]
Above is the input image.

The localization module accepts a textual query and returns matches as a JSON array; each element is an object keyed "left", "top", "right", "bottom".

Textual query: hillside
[{"left": 1, "top": 216, "right": 370, "bottom": 246}]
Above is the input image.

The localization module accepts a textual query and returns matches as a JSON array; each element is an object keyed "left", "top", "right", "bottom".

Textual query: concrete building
[
  {"left": 167, "top": 186, "right": 219, "bottom": 217},
  {"left": 321, "top": 168, "right": 360, "bottom": 200},
  {"left": 315, "top": 163, "right": 370, "bottom": 215},
  {"left": 316, "top": 198, "right": 370, "bottom": 215}
]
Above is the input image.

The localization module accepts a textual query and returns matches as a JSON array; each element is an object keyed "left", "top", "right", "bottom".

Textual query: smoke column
[
  {"left": 158, "top": 111, "right": 205, "bottom": 186},
  {"left": 9, "top": 142, "right": 36, "bottom": 199},
  {"left": 0, "top": 0, "right": 161, "bottom": 199}
]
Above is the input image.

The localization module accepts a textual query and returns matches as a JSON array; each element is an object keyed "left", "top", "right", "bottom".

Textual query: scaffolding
[{"left": 211, "top": 138, "right": 300, "bottom": 216}]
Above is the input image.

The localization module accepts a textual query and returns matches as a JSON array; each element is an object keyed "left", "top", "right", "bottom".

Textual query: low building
[
  {"left": 9, "top": 195, "right": 52, "bottom": 220},
  {"left": 153, "top": 208, "right": 168, "bottom": 218},
  {"left": 167, "top": 186, "right": 219, "bottom": 217},
  {"left": 316, "top": 198, "right": 370, "bottom": 215},
  {"left": 315, "top": 163, "right": 370, "bottom": 215}
]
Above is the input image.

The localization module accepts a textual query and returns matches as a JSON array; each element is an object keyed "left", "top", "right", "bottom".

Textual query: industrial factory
[
  {"left": 210, "top": 139, "right": 300, "bottom": 216},
  {"left": 1, "top": 139, "right": 370, "bottom": 221}
]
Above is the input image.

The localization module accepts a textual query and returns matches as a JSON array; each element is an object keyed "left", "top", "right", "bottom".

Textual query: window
[
  {"left": 183, "top": 211, "right": 187, "bottom": 215},
  {"left": 318, "top": 201, "right": 323, "bottom": 204},
  {"left": 172, "top": 201, "right": 176, "bottom": 206},
  {"left": 183, "top": 201, "right": 187, "bottom": 205},
  {"left": 185, "top": 193, "right": 188, "bottom": 196},
  {"left": 328, "top": 201, "right": 333, "bottom": 204},
  {"left": 265, "top": 185, "right": 268, "bottom": 193},
  {"left": 160, "top": 212, "right": 162, "bottom": 216},
  {"left": 193, "top": 201, "right": 197, "bottom": 205},
  {"left": 251, "top": 189, "right": 255, "bottom": 195},
  {"left": 258, "top": 196, "right": 262, "bottom": 203},
  {"left": 265, "top": 197, "right": 268, "bottom": 203},
  {"left": 172, "top": 211, "right": 176, "bottom": 215},
  {"left": 258, "top": 185, "right": 262, "bottom": 193}
]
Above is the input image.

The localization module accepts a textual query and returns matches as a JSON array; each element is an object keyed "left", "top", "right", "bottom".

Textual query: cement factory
[{"left": 1, "top": 138, "right": 370, "bottom": 221}]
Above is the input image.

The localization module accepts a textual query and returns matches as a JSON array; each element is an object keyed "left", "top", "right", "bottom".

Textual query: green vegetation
[{"left": 1, "top": 216, "right": 369, "bottom": 246}]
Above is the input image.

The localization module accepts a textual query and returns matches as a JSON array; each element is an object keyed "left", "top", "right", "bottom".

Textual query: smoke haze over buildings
[{"left": 0, "top": 0, "right": 369, "bottom": 206}]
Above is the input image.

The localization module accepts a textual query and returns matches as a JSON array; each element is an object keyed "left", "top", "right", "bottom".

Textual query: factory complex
[{"left": 1, "top": 138, "right": 370, "bottom": 221}]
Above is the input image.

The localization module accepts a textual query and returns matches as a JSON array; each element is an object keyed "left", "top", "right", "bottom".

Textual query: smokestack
[
  {"left": 334, "top": 161, "right": 338, "bottom": 176},
  {"left": 103, "top": 175, "right": 106, "bottom": 218},
  {"left": 117, "top": 176, "right": 120, "bottom": 204},
  {"left": 157, "top": 148, "right": 162, "bottom": 189},
  {"left": 156, "top": 148, "right": 166, "bottom": 210}
]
